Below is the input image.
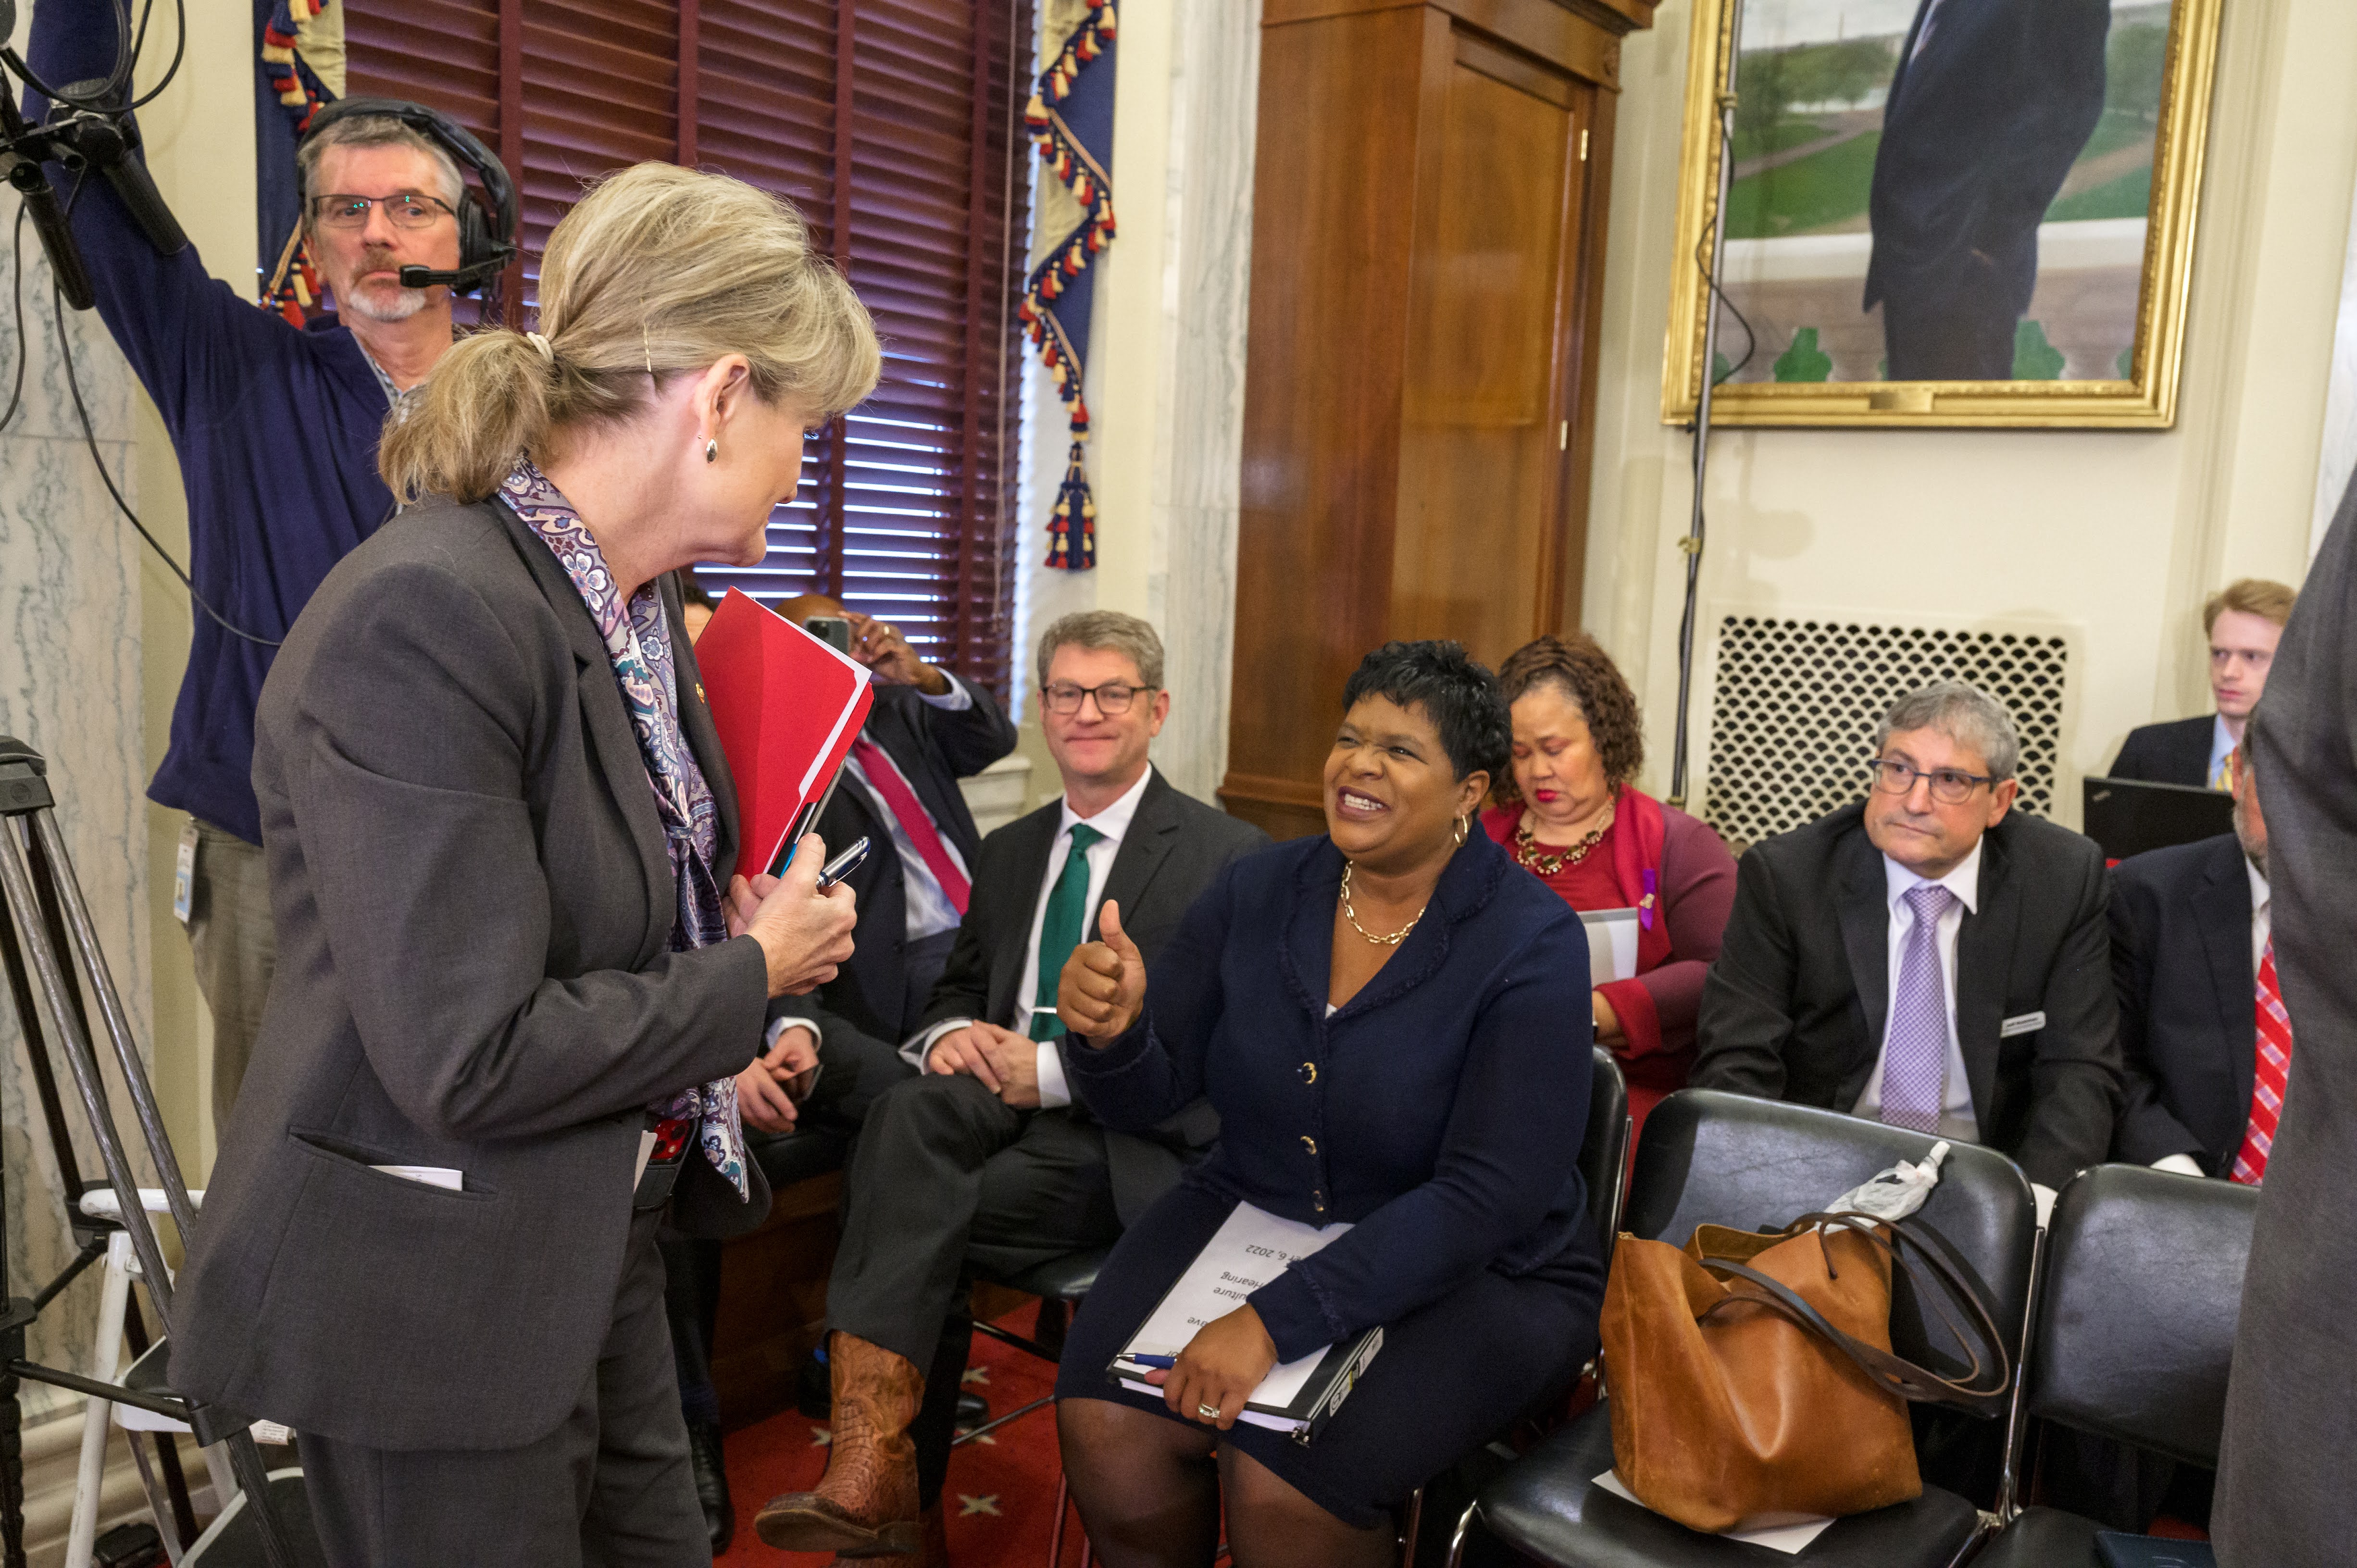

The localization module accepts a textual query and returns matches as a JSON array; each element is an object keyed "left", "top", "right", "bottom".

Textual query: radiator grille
[{"left": 1702, "top": 615, "right": 2071, "bottom": 848}]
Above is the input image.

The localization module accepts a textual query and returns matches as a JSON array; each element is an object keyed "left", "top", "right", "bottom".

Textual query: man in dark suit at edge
[
  {"left": 1694, "top": 681, "right": 2121, "bottom": 1203},
  {"left": 2107, "top": 579, "right": 2296, "bottom": 790},
  {"left": 2214, "top": 477, "right": 2357, "bottom": 1566},
  {"left": 1864, "top": 0, "right": 2109, "bottom": 380},
  {"left": 2109, "top": 744, "right": 2288, "bottom": 1181},
  {"left": 755, "top": 610, "right": 1270, "bottom": 1561}
]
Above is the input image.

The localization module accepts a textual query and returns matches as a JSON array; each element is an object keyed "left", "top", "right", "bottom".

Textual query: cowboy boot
[
  {"left": 831, "top": 1502, "right": 948, "bottom": 1568},
  {"left": 756, "top": 1332, "right": 924, "bottom": 1556}
]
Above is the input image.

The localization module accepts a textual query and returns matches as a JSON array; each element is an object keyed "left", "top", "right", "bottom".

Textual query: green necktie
[{"left": 1031, "top": 823, "right": 1106, "bottom": 1041}]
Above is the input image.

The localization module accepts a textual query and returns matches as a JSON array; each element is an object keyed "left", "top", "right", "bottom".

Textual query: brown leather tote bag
[{"left": 1599, "top": 1210, "right": 2011, "bottom": 1533}]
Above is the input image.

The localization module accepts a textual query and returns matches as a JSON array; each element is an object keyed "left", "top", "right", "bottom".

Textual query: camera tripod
[{"left": 0, "top": 737, "right": 310, "bottom": 1568}]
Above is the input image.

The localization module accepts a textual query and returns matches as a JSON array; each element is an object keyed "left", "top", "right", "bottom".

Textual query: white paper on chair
[
  {"left": 1580, "top": 908, "right": 1641, "bottom": 985},
  {"left": 1591, "top": 1471, "right": 1835, "bottom": 1554}
]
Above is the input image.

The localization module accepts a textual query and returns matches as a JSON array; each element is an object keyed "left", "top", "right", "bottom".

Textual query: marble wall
[{"left": 0, "top": 243, "right": 154, "bottom": 1423}]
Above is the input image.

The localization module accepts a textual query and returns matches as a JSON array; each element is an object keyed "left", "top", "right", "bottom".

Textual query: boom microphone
[{"left": 397, "top": 261, "right": 501, "bottom": 290}]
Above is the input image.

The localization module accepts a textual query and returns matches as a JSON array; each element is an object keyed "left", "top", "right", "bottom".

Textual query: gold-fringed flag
[{"left": 1021, "top": 0, "right": 1115, "bottom": 571}]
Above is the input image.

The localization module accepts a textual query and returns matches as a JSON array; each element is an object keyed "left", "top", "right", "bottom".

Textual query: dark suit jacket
[
  {"left": 816, "top": 681, "right": 1017, "bottom": 1043},
  {"left": 175, "top": 497, "right": 774, "bottom": 1452},
  {"left": 2214, "top": 468, "right": 2357, "bottom": 1561},
  {"left": 2106, "top": 714, "right": 2216, "bottom": 789},
  {"left": 2108, "top": 833, "right": 2256, "bottom": 1174},
  {"left": 1693, "top": 802, "right": 2121, "bottom": 1189},
  {"left": 922, "top": 767, "right": 1268, "bottom": 1220},
  {"left": 1864, "top": 0, "right": 2109, "bottom": 313}
]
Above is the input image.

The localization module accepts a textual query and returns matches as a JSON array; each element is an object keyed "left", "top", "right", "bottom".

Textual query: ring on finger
[{"left": 1196, "top": 1403, "right": 1222, "bottom": 1421}]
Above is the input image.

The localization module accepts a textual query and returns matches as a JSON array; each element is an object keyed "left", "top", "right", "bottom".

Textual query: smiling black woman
[{"left": 1049, "top": 640, "right": 1605, "bottom": 1568}]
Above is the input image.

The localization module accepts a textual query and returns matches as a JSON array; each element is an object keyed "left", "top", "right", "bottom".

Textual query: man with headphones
[{"left": 24, "top": 4, "right": 515, "bottom": 1134}]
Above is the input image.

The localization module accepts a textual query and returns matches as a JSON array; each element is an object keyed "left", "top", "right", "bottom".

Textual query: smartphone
[
  {"left": 815, "top": 835, "right": 872, "bottom": 890},
  {"left": 803, "top": 615, "right": 853, "bottom": 654}
]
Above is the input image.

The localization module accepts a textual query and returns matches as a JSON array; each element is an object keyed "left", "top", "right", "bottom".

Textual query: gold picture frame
[{"left": 1661, "top": 0, "right": 2223, "bottom": 429}]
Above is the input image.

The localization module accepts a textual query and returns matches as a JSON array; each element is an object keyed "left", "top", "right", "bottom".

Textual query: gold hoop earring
[{"left": 1453, "top": 814, "right": 1470, "bottom": 847}]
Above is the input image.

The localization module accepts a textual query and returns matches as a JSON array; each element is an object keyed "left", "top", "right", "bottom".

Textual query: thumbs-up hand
[{"left": 1058, "top": 899, "right": 1147, "bottom": 1045}]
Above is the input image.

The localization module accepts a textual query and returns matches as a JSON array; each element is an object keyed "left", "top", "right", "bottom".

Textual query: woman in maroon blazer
[{"left": 1482, "top": 635, "right": 1737, "bottom": 1137}]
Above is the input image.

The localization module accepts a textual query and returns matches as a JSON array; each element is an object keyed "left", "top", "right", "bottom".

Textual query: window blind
[{"left": 343, "top": 0, "right": 1035, "bottom": 697}]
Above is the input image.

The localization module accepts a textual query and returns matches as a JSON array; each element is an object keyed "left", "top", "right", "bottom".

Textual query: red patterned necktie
[
  {"left": 850, "top": 736, "right": 972, "bottom": 915},
  {"left": 2231, "top": 939, "right": 2292, "bottom": 1184}
]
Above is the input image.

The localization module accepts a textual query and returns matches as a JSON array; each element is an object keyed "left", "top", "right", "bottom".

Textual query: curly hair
[
  {"left": 1494, "top": 634, "right": 1645, "bottom": 800},
  {"left": 1340, "top": 640, "right": 1511, "bottom": 784}
]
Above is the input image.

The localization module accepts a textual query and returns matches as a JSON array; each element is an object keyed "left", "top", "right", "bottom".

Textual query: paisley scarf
[{"left": 500, "top": 458, "right": 748, "bottom": 1200}]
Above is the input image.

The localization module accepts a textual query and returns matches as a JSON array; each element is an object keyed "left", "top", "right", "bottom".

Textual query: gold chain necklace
[
  {"left": 1339, "top": 861, "right": 1426, "bottom": 946},
  {"left": 1515, "top": 804, "right": 1613, "bottom": 876}
]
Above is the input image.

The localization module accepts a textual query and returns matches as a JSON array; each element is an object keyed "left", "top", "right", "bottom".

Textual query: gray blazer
[
  {"left": 918, "top": 769, "right": 1269, "bottom": 1220},
  {"left": 173, "top": 495, "right": 774, "bottom": 1453},
  {"left": 2215, "top": 476, "right": 2357, "bottom": 1560}
]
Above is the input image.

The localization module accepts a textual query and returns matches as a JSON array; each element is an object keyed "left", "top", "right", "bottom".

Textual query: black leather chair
[
  {"left": 1401, "top": 1047, "right": 1630, "bottom": 1567},
  {"left": 1971, "top": 1164, "right": 2256, "bottom": 1566},
  {"left": 1449, "top": 1090, "right": 2041, "bottom": 1568}
]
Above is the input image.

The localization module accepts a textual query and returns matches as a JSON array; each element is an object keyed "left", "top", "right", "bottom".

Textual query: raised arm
[
  {"left": 926, "top": 676, "right": 1020, "bottom": 778},
  {"left": 285, "top": 559, "right": 773, "bottom": 1143},
  {"left": 1246, "top": 919, "right": 1592, "bottom": 1361},
  {"left": 23, "top": 0, "right": 303, "bottom": 430}
]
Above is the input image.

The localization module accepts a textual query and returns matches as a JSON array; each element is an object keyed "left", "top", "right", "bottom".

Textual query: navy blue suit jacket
[
  {"left": 1065, "top": 831, "right": 1603, "bottom": 1363},
  {"left": 1864, "top": 0, "right": 2109, "bottom": 314},
  {"left": 811, "top": 680, "right": 1016, "bottom": 1043},
  {"left": 2108, "top": 833, "right": 2257, "bottom": 1174}
]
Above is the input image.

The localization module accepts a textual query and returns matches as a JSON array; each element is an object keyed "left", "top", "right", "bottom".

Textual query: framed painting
[{"left": 1662, "top": 0, "right": 2223, "bottom": 428}]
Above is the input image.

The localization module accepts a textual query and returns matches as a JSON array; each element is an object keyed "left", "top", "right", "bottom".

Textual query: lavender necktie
[{"left": 1882, "top": 883, "right": 1955, "bottom": 1134}]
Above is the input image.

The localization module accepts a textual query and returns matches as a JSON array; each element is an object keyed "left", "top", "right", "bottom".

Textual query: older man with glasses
[
  {"left": 756, "top": 610, "right": 1268, "bottom": 1562},
  {"left": 25, "top": 0, "right": 503, "bottom": 1131},
  {"left": 1694, "top": 680, "right": 2122, "bottom": 1203}
]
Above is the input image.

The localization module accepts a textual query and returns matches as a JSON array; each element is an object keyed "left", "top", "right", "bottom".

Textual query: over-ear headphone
[{"left": 300, "top": 96, "right": 520, "bottom": 296}]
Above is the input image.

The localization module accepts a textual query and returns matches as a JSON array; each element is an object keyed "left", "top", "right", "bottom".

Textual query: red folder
[{"left": 696, "top": 589, "right": 876, "bottom": 881}]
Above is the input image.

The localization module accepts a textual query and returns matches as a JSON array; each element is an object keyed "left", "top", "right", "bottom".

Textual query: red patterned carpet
[{"left": 718, "top": 1317, "right": 1077, "bottom": 1568}]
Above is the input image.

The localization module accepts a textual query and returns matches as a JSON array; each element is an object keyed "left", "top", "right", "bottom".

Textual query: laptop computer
[{"left": 2082, "top": 775, "right": 2236, "bottom": 861}]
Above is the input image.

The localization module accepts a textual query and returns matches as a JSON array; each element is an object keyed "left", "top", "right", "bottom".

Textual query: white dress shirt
[
  {"left": 905, "top": 766, "right": 1155, "bottom": 1108},
  {"left": 841, "top": 674, "right": 975, "bottom": 941},
  {"left": 2247, "top": 855, "right": 2270, "bottom": 971},
  {"left": 1852, "top": 840, "right": 1984, "bottom": 1144}
]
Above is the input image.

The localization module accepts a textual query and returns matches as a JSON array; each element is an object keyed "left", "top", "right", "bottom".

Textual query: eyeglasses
[
  {"left": 1867, "top": 758, "right": 1997, "bottom": 805},
  {"left": 311, "top": 193, "right": 456, "bottom": 231},
  {"left": 1042, "top": 681, "right": 1153, "bottom": 717}
]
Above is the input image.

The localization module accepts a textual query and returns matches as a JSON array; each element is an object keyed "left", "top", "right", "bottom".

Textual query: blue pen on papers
[{"left": 1130, "top": 1355, "right": 1177, "bottom": 1369}]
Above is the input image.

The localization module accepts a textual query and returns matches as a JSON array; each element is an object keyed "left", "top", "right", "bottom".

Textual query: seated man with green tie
[{"left": 756, "top": 611, "right": 1269, "bottom": 1559}]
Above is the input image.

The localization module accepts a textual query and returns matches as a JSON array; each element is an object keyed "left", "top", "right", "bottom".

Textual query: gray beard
[{"left": 338, "top": 282, "right": 430, "bottom": 324}]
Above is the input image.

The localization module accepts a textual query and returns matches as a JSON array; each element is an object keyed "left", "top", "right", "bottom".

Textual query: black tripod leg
[
  {"left": 0, "top": 1319, "right": 22, "bottom": 1568},
  {"left": 122, "top": 1294, "right": 197, "bottom": 1547}
]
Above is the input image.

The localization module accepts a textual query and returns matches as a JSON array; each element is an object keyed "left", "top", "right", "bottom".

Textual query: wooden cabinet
[{"left": 1221, "top": 0, "right": 1654, "bottom": 841}]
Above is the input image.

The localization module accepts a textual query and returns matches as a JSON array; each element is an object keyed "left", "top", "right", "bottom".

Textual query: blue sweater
[
  {"left": 1066, "top": 830, "right": 1601, "bottom": 1364},
  {"left": 27, "top": 0, "right": 399, "bottom": 844}
]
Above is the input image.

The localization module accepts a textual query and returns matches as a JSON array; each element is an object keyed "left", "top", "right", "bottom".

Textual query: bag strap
[{"left": 1691, "top": 1210, "right": 2011, "bottom": 1417}]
